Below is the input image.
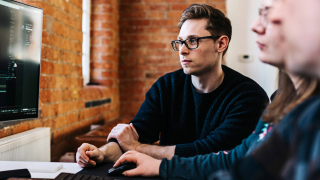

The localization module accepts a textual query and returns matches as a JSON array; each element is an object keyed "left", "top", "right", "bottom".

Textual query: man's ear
[{"left": 216, "top": 36, "right": 229, "bottom": 53}]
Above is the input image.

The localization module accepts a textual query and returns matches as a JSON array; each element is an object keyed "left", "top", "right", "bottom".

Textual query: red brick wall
[
  {"left": 119, "top": 0, "right": 226, "bottom": 117},
  {"left": 0, "top": 0, "right": 226, "bottom": 161},
  {"left": 0, "top": 0, "right": 120, "bottom": 162},
  {"left": 90, "top": 0, "right": 119, "bottom": 88}
]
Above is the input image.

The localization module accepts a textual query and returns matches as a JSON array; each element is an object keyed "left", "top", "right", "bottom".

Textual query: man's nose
[{"left": 179, "top": 42, "right": 189, "bottom": 55}]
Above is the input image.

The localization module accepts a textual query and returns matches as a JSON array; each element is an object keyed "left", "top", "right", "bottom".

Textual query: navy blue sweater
[
  {"left": 160, "top": 119, "right": 273, "bottom": 179},
  {"left": 131, "top": 65, "right": 269, "bottom": 157}
]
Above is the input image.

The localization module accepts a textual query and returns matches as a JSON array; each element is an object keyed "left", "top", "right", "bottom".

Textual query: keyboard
[{"left": 55, "top": 173, "right": 112, "bottom": 180}]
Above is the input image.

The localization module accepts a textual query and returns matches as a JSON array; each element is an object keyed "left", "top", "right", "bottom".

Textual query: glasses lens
[
  {"left": 186, "top": 38, "right": 198, "bottom": 49},
  {"left": 171, "top": 40, "right": 180, "bottom": 51}
]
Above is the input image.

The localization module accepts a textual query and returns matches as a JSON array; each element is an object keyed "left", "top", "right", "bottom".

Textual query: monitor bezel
[{"left": 0, "top": 0, "right": 43, "bottom": 122}]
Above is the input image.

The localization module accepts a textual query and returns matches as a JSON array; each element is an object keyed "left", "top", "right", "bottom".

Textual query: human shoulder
[{"left": 221, "top": 65, "right": 267, "bottom": 96}]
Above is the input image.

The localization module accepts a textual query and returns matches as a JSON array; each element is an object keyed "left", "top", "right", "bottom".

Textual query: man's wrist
[
  {"left": 132, "top": 141, "right": 143, "bottom": 152},
  {"left": 104, "top": 142, "right": 123, "bottom": 162}
]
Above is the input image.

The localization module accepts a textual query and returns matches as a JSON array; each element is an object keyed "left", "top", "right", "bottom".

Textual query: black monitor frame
[{"left": 0, "top": 0, "right": 43, "bottom": 122}]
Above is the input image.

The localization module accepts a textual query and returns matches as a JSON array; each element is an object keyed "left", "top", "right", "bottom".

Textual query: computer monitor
[{"left": 0, "top": 0, "right": 43, "bottom": 122}]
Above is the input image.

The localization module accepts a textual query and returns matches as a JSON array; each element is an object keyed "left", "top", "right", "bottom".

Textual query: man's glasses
[
  {"left": 171, "top": 35, "right": 221, "bottom": 51},
  {"left": 259, "top": 7, "right": 272, "bottom": 27}
]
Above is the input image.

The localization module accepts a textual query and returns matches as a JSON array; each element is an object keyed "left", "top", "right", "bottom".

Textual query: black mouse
[{"left": 108, "top": 162, "right": 137, "bottom": 176}]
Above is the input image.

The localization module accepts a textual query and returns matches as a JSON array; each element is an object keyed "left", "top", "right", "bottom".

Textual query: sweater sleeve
[
  {"left": 175, "top": 87, "right": 269, "bottom": 157},
  {"left": 160, "top": 120, "right": 265, "bottom": 180},
  {"left": 129, "top": 79, "right": 163, "bottom": 144}
]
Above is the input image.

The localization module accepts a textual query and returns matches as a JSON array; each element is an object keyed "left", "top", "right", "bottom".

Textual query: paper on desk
[
  {"left": 31, "top": 163, "right": 83, "bottom": 179},
  {"left": 0, "top": 161, "right": 63, "bottom": 173}
]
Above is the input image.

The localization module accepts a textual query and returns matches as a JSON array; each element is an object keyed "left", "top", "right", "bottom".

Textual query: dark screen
[{"left": 0, "top": 0, "right": 42, "bottom": 121}]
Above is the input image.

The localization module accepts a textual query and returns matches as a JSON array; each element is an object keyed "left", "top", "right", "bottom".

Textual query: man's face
[
  {"left": 178, "top": 19, "right": 219, "bottom": 76},
  {"left": 271, "top": 0, "right": 320, "bottom": 77}
]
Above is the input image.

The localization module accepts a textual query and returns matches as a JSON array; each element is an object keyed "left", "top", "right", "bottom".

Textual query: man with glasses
[{"left": 76, "top": 4, "right": 269, "bottom": 167}]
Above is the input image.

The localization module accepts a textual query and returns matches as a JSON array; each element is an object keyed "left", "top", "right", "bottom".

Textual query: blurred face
[
  {"left": 178, "top": 19, "right": 219, "bottom": 76},
  {"left": 271, "top": 0, "right": 320, "bottom": 77},
  {"left": 251, "top": 0, "right": 285, "bottom": 68}
]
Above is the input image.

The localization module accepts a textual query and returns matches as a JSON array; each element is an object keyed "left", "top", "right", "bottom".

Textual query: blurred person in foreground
[
  {"left": 209, "top": 0, "right": 320, "bottom": 179},
  {"left": 112, "top": 0, "right": 320, "bottom": 179}
]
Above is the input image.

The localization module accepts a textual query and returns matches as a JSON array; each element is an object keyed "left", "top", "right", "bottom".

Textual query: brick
[
  {"left": 148, "top": 11, "right": 165, "bottom": 19},
  {"left": 119, "top": 65, "right": 150, "bottom": 71},
  {"left": 52, "top": 21, "right": 69, "bottom": 37},
  {"left": 172, "top": 4, "right": 190, "bottom": 11},
  {"left": 120, "top": 20, "right": 150, "bottom": 26},
  {"left": 146, "top": 72, "right": 165, "bottom": 79},
  {"left": 40, "top": 76, "right": 48, "bottom": 89},
  {"left": 70, "top": 0, "right": 82, "bottom": 8},
  {"left": 41, "top": 61, "right": 54, "bottom": 74},
  {"left": 51, "top": 90, "right": 63, "bottom": 102},
  {"left": 55, "top": 115, "right": 66, "bottom": 129},
  {"left": 39, "top": 90, "right": 51, "bottom": 103},
  {"left": 150, "top": 4, "right": 169, "bottom": 11},
  {"left": 186, "top": 0, "right": 207, "bottom": 2},
  {"left": 145, "top": 57, "right": 166, "bottom": 64},
  {"left": 0, "top": 129, "right": 12, "bottom": 139},
  {"left": 29, "top": 120, "right": 43, "bottom": 129},
  {"left": 91, "top": 22, "right": 101, "bottom": 29},
  {"left": 91, "top": 46, "right": 116, "bottom": 54},
  {"left": 124, "top": 12, "right": 146, "bottom": 19},
  {"left": 91, "top": 14, "right": 115, "bottom": 21},
  {"left": 92, "top": 0, "right": 113, "bottom": 5},
  {"left": 91, "top": 30, "right": 114, "bottom": 37},
  {"left": 120, "top": 4, "right": 149, "bottom": 11},
  {"left": 216, "top": 3, "right": 227, "bottom": 12},
  {"left": 12, "top": 122, "right": 30, "bottom": 134},
  {"left": 164, "top": 0, "right": 185, "bottom": 2},
  {"left": 42, "top": 118, "right": 55, "bottom": 130},
  {"left": 157, "top": 65, "right": 181, "bottom": 72},
  {"left": 121, "top": 87, "right": 144, "bottom": 95},
  {"left": 163, "top": 26, "right": 180, "bottom": 34},
  {"left": 121, "top": 0, "right": 141, "bottom": 4},
  {"left": 147, "top": 42, "right": 167, "bottom": 49},
  {"left": 101, "top": 55, "right": 118, "bottom": 62},
  {"left": 120, "top": 94, "right": 144, "bottom": 102},
  {"left": 167, "top": 11, "right": 182, "bottom": 19},
  {"left": 90, "top": 62, "right": 115, "bottom": 69},
  {"left": 101, "top": 71, "right": 118, "bottom": 78},
  {"left": 47, "top": 76, "right": 57, "bottom": 89},
  {"left": 121, "top": 102, "right": 142, "bottom": 113},
  {"left": 41, "top": 104, "right": 56, "bottom": 118},
  {"left": 66, "top": 112, "right": 78, "bottom": 124},
  {"left": 152, "top": 19, "right": 177, "bottom": 26},
  {"left": 91, "top": 38, "right": 101, "bottom": 45},
  {"left": 101, "top": 6, "right": 115, "bottom": 13},
  {"left": 142, "top": 0, "right": 163, "bottom": 3},
  {"left": 120, "top": 71, "right": 145, "bottom": 79},
  {"left": 101, "top": 22, "right": 117, "bottom": 30},
  {"left": 53, "top": 129, "right": 64, "bottom": 143}
]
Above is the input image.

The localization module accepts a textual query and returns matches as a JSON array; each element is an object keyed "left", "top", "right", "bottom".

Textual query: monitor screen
[{"left": 0, "top": 0, "right": 43, "bottom": 122}]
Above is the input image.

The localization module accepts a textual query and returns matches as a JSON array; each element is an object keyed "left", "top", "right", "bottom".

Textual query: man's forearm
[
  {"left": 99, "top": 142, "right": 123, "bottom": 162},
  {"left": 134, "top": 144, "right": 175, "bottom": 160}
]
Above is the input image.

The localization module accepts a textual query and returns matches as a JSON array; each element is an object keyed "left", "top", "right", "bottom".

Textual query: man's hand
[
  {"left": 107, "top": 123, "right": 140, "bottom": 152},
  {"left": 76, "top": 143, "right": 104, "bottom": 168},
  {"left": 114, "top": 151, "right": 161, "bottom": 177}
]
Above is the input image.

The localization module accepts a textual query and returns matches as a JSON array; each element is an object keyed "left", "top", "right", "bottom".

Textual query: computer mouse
[{"left": 108, "top": 162, "right": 137, "bottom": 176}]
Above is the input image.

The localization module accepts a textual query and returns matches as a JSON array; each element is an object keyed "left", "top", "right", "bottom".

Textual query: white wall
[{"left": 226, "top": 0, "right": 278, "bottom": 97}]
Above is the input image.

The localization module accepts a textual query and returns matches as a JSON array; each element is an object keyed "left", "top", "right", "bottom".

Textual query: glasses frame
[
  {"left": 259, "top": 7, "right": 272, "bottom": 27},
  {"left": 171, "top": 35, "right": 221, "bottom": 51}
]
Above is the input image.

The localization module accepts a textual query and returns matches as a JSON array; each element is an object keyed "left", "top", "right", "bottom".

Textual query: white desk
[{"left": 0, "top": 161, "right": 83, "bottom": 179}]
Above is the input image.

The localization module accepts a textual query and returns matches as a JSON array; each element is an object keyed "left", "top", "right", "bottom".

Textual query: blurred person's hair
[
  {"left": 262, "top": 70, "right": 320, "bottom": 124},
  {"left": 178, "top": 4, "right": 232, "bottom": 57}
]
